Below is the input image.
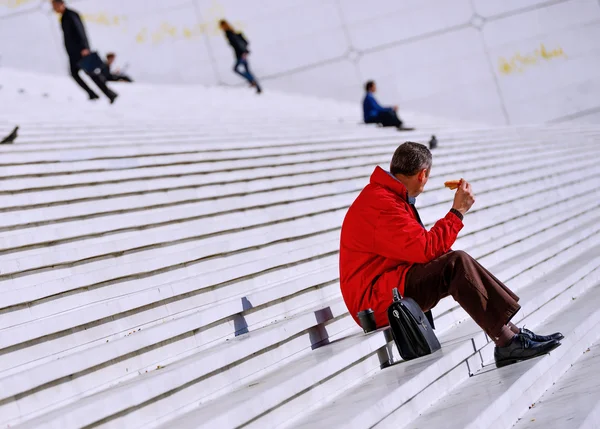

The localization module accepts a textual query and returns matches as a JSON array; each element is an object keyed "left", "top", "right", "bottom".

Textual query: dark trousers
[
  {"left": 69, "top": 60, "right": 117, "bottom": 100},
  {"left": 107, "top": 73, "right": 133, "bottom": 83},
  {"left": 404, "top": 250, "right": 521, "bottom": 338},
  {"left": 369, "top": 110, "right": 403, "bottom": 128},
  {"left": 234, "top": 56, "right": 257, "bottom": 85}
]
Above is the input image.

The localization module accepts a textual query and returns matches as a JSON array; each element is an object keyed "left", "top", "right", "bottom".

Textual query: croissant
[{"left": 444, "top": 180, "right": 461, "bottom": 190}]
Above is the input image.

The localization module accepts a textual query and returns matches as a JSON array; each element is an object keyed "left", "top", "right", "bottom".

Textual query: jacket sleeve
[
  {"left": 72, "top": 11, "right": 90, "bottom": 51},
  {"left": 373, "top": 209, "right": 463, "bottom": 264},
  {"left": 370, "top": 96, "right": 393, "bottom": 114}
]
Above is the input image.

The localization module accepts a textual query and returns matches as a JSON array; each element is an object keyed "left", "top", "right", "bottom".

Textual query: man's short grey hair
[{"left": 390, "top": 142, "right": 432, "bottom": 176}]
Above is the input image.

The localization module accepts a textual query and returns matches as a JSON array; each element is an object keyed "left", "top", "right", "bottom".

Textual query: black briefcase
[
  {"left": 78, "top": 52, "right": 105, "bottom": 76},
  {"left": 387, "top": 288, "right": 441, "bottom": 361}
]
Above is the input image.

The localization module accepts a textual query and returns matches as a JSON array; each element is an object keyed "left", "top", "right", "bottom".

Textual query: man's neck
[{"left": 393, "top": 174, "right": 418, "bottom": 199}]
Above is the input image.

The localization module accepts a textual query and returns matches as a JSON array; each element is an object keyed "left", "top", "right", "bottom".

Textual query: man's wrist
[{"left": 450, "top": 208, "right": 464, "bottom": 221}]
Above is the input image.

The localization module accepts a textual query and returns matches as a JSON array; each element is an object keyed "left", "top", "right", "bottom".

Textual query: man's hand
[
  {"left": 81, "top": 49, "right": 90, "bottom": 57},
  {"left": 452, "top": 179, "right": 475, "bottom": 215}
]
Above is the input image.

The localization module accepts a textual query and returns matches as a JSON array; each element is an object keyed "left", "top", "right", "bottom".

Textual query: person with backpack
[{"left": 219, "top": 20, "right": 262, "bottom": 94}]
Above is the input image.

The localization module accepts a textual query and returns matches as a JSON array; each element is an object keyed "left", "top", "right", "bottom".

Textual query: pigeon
[
  {"left": 429, "top": 135, "right": 438, "bottom": 150},
  {"left": 1, "top": 125, "right": 19, "bottom": 144}
]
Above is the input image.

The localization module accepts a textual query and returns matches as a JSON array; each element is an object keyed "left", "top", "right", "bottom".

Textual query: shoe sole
[{"left": 495, "top": 341, "right": 562, "bottom": 369}]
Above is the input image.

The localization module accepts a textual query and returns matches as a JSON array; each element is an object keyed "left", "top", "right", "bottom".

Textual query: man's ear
[{"left": 418, "top": 168, "right": 428, "bottom": 183}]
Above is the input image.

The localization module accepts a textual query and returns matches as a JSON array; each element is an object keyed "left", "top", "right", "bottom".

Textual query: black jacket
[
  {"left": 61, "top": 8, "right": 90, "bottom": 61},
  {"left": 225, "top": 30, "right": 249, "bottom": 59}
]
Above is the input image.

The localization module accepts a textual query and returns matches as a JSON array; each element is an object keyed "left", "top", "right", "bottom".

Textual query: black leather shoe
[
  {"left": 494, "top": 333, "right": 561, "bottom": 368},
  {"left": 521, "top": 328, "right": 564, "bottom": 342}
]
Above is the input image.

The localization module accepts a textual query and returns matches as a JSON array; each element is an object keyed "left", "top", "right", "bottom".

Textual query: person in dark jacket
[
  {"left": 219, "top": 20, "right": 262, "bottom": 94},
  {"left": 363, "top": 80, "right": 412, "bottom": 130},
  {"left": 51, "top": 0, "right": 118, "bottom": 103},
  {"left": 339, "top": 142, "right": 563, "bottom": 368},
  {"left": 102, "top": 53, "right": 133, "bottom": 83}
]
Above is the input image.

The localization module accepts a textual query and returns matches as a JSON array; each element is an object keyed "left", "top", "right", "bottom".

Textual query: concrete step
[
  {"left": 3, "top": 69, "right": 600, "bottom": 428},
  {"left": 404, "top": 278, "right": 600, "bottom": 429},
  {"left": 0, "top": 145, "right": 592, "bottom": 275},
  {"left": 284, "top": 241, "right": 600, "bottom": 429},
  {"left": 2, "top": 181, "right": 594, "bottom": 366},
  {"left": 2, "top": 161, "right": 596, "bottom": 424},
  {"left": 2, "top": 138, "right": 581, "bottom": 210},
  {"left": 3, "top": 227, "right": 596, "bottom": 428},
  {"left": 2, "top": 147, "right": 595, "bottom": 259},
  {"left": 513, "top": 341, "right": 600, "bottom": 429},
  {"left": 155, "top": 240, "right": 600, "bottom": 429},
  {"left": 6, "top": 299, "right": 353, "bottom": 428}
]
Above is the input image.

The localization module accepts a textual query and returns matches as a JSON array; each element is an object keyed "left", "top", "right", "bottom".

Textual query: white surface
[
  {"left": 0, "top": 71, "right": 599, "bottom": 428},
  {"left": 2, "top": 0, "right": 600, "bottom": 124},
  {"left": 406, "top": 284, "right": 600, "bottom": 429},
  {"left": 514, "top": 341, "right": 600, "bottom": 429}
]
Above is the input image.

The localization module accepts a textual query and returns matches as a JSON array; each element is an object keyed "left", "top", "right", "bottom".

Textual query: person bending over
[{"left": 339, "top": 142, "right": 562, "bottom": 368}]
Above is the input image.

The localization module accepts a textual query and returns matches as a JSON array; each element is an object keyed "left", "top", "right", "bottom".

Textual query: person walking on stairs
[
  {"left": 51, "top": 0, "right": 118, "bottom": 103},
  {"left": 219, "top": 20, "right": 262, "bottom": 94},
  {"left": 339, "top": 142, "right": 563, "bottom": 368},
  {"left": 363, "top": 80, "right": 413, "bottom": 131}
]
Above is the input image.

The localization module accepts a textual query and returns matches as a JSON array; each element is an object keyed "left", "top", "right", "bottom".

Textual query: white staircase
[{"left": 0, "top": 68, "right": 599, "bottom": 429}]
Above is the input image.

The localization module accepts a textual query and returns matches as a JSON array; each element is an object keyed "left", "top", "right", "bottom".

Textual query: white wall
[{"left": 1, "top": 0, "right": 600, "bottom": 125}]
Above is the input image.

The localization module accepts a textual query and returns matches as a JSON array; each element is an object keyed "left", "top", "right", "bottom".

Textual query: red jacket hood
[{"left": 370, "top": 166, "right": 409, "bottom": 201}]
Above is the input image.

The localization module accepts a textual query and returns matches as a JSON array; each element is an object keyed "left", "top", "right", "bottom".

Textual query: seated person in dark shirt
[
  {"left": 363, "top": 80, "right": 413, "bottom": 131},
  {"left": 103, "top": 53, "right": 133, "bottom": 83}
]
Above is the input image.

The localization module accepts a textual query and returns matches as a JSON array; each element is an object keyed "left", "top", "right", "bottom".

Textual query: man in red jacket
[{"left": 340, "top": 142, "right": 562, "bottom": 367}]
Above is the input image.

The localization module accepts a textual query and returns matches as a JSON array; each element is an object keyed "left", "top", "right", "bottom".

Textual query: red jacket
[{"left": 339, "top": 166, "right": 464, "bottom": 327}]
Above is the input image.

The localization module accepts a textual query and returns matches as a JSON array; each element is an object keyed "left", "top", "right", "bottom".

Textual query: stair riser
[{"left": 484, "top": 301, "right": 600, "bottom": 429}]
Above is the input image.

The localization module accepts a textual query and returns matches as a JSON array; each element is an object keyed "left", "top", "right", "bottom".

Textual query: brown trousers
[{"left": 404, "top": 250, "right": 521, "bottom": 338}]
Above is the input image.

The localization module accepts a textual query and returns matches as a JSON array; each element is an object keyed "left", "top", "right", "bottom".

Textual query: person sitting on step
[
  {"left": 103, "top": 53, "right": 134, "bottom": 83},
  {"left": 339, "top": 142, "right": 563, "bottom": 368},
  {"left": 363, "top": 80, "right": 413, "bottom": 131}
]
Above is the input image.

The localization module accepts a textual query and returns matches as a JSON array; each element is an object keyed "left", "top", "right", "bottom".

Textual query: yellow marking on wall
[
  {"left": 499, "top": 43, "right": 567, "bottom": 75},
  {"left": 71, "top": 3, "right": 246, "bottom": 47},
  {"left": 132, "top": 19, "right": 244, "bottom": 45},
  {"left": 81, "top": 13, "right": 128, "bottom": 27},
  {"left": 135, "top": 27, "right": 147, "bottom": 44},
  {"left": 151, "top": 23, "right": 178, "bottom": 44},
  {"left": 0, "top": 0, "right": 35, "bottom": 8}
]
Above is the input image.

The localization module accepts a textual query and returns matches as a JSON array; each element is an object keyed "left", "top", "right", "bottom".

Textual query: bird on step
[
  {"left": 1, "top": 126, "right": 19, "bottom": 144},
  {"left": 429, "top": 135, "right": 438, "bottom": 150}
]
